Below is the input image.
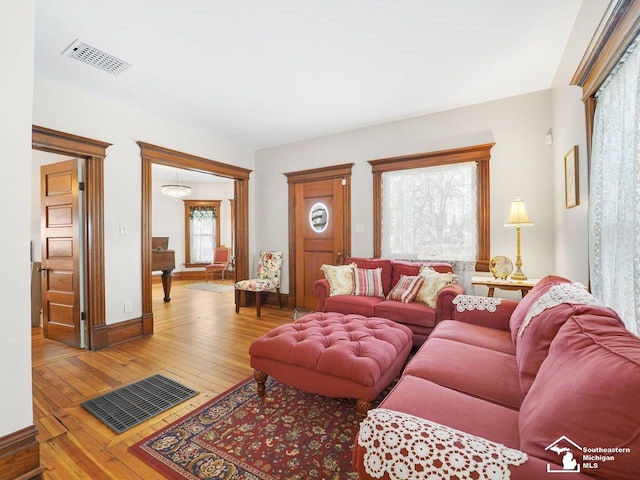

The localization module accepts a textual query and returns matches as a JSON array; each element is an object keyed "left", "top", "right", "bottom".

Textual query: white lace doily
[
  {"left": 452, "top": 295, "right": 503, "bottom": 313},
  {"left": 518, "top": 282, "right": 600, "bottom": 337},
  {"left": 358, "top": 408, "right": 527, "bottom": 480}
]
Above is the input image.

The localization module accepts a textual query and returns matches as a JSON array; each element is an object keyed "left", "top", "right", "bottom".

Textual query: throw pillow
[
  {"left": 387, "top": 275, "right": 424, "bottom": 303},
  {"left": 353, "top": 267, "right": 385, "bottom": 298},
  {"left": 321, "top": 263, "right": 356, "bottom": 296},
  {"left": 415, "top": 265, "right": 458, "bottom": 308}
]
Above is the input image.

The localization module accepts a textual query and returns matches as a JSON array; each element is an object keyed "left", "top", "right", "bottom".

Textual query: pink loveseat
[
  {"left": 353, "top": 275, "right": 640, "bottom": 479},
  {"left": 313, "top": 257, "right": 464, "bottom": 346}
]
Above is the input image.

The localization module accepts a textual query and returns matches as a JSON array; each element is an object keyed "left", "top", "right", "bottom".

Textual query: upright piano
[{"left": 152, "top": 237, "right": 175, "bottom": 302}]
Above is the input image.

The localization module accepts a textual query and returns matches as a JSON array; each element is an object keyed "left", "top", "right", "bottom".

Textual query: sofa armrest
[
  {"left": 354, "top": 408, "right": 528, "bottom": 480},
  {"left": 451, "top": 294, "right": 519, "bottom": 331},
  {"left": 435, "top": 283, "right": 465, "bottom": 323},
  {"left": 313, "top": 278, "right": 330, "bottom": 311}
]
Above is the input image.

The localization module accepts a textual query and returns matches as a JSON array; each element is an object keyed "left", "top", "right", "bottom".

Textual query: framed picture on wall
[{"left": 564, "top": 146, "right": 579, "bottom": 209}]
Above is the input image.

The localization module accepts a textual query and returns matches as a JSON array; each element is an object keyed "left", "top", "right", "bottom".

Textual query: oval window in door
[{"left": 309, "top": 202, "right": 329, "bottom": 233}]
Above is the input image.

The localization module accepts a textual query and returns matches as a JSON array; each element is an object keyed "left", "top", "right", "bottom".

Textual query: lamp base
[{"left": 510, "top": 267, "right": 527, "bottom": 282}]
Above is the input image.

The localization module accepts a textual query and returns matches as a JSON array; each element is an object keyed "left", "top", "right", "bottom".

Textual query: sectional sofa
[
  {"left": 353, "top": 275, "right": 640, "bottom": 479},
  {"left": 313, "top": 257, "right": 464, "bottom": 346}
]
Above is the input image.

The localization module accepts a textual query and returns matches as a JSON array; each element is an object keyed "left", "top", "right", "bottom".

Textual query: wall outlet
[{"left": 124, "top": 301, "right": 132, "bottom": 313}]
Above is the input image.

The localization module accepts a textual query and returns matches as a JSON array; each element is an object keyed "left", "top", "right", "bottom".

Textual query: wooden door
[
  {"left": 41, "top": 159, "right": 82, "bottom": 347},
  {"left": 291, "top": 172, "right": 351, "bottom": 311}
]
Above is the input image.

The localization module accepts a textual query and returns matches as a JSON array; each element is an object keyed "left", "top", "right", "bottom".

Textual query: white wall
[
  {"left": 548, "top": 0, "right": 610, "bottom": 286},
  {"left": 256, "top": 89, "right": 557, "bottom": 293},
  {"left": 33, "top": 79, "right": 255, "bottom": 325},
  {"left": 551, "top": 86, "right": 589, "bottom": 285},
  {"left": 0, "top": 0, "right": 35, "bottom": 437},
  {"left": 152, "top": 177, "right": 234, "bottom": 271}
]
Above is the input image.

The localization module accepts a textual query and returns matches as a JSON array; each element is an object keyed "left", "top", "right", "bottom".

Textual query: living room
[{"left": 4, "top": 0, "right": 637, "bottom": 478}]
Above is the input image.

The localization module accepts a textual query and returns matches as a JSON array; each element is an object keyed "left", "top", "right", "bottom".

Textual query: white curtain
[
  {"left": 189, "top": 207, "right": 216, "bottom": 263},
  {"left": 590, "top": 38, "right": 640, "bottom": 335},
  {"left": 381, "top": 162, "right": 477, "bottom": 291}
]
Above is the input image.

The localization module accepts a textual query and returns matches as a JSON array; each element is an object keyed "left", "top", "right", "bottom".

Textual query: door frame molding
[
  {"left": 32, "top": 125, "right": 111, "bottom": 350},
  {"left": 285, "top": 163, "right": 353, "bottom": 308},
  {"left": 139, "top": 142, "right": 252, "bottom": 333}
]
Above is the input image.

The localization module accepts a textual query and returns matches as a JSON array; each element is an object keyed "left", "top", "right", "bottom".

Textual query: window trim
[
  {"left": 183, "top": 199, "right": 221, "bottom": 267},
  {"left": 571, "top": 0, "right": 640, "bottom": 158},
  {"left": 369, "top": 143, "right": 494, "bottom": 271}
]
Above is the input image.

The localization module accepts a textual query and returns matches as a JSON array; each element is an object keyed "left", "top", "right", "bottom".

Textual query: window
[
  {"left": 370, "top": 144, "right": 493, "bottom": 282},
  {"left": 381, "top": 162, "right": 477, "bottom": 260},
  {"left": 572, "top": 2, "right": 640, "bottom": 335},
  {"left": 183, "top": 200, "right": 221, "bottom": 267}
]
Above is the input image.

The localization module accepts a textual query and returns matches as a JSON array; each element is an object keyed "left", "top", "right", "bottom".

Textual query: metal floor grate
[{"left": 81, "top": 374, "right": 198, "bottom": 434}]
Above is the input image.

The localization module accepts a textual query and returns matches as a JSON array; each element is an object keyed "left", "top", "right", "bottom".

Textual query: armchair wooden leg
[
  {"left": 277, "top": 288, "right": 282, "bottom": 309},
  {"left": 256, "top": 292, "right": 262, "bottom": 318},
  {"left": 235, "top": 289, "right": 240, "bottom": 313}
]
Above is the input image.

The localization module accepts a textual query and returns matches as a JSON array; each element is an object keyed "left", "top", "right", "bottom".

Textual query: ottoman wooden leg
[
  {"left": 357, "top": 399, "right": 373, "bottom": 416},
  {"left": 254, "top": 369, "right": 268, "bottom": 397}
]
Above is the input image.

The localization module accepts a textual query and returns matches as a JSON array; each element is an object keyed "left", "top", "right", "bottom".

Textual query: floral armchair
[{"left": 234, "top": 251, "right": 283, "bottom": 317}]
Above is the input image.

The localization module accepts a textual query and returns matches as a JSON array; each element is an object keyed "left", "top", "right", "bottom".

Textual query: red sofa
[
  {"left": 353, "top": 275, "right": 640, "bottom": 479},
  {"left": 313, "top": 257, "right": 464, "bottom": 346}
]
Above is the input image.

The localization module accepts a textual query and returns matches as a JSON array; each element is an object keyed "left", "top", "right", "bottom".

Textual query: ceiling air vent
[{"left": 61, "top": 39, "right": 131, "bottom": 75}]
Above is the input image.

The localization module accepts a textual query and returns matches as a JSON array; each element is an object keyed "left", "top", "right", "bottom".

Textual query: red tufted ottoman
[{"left": 249, "top": 312, "right": 413, "bottom": 415}]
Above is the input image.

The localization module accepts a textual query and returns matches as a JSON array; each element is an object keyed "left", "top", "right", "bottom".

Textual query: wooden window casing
[
  {"left": 369, "top": 143, "right": 494, "bottom": 272},
  {"left": 572, "top": 1, "right": 640, "bottom": 157}
]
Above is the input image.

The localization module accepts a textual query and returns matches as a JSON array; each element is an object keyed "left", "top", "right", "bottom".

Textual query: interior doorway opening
[{"left": 139, "top": 142, "right": 252, "bottom": 334}]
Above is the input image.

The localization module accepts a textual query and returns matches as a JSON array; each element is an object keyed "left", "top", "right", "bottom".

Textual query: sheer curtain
[
  {"left": 590, "top": 38, "right": 640, "bottom": 335},
  {"left": 189, "top": 206, "right": 216, "bottom": 264},
  {"left": 381, "top": 162, "right": 477, "bottom": 291}
]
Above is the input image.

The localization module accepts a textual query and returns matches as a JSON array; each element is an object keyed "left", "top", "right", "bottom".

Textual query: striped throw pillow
[
  {"left": 353, "top": 267, "right": 385, "bottom": 298},
  {"left": 387, "top": 275, "right": 424, "bottom": 303}
]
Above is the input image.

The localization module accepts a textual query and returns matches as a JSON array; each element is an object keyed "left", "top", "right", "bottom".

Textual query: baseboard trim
[
  {"left": 106, "top": 317, "right": 144, "bottom": 346},
  {"left": 0, "top": 425, "right": 41, "bottom": 480}
]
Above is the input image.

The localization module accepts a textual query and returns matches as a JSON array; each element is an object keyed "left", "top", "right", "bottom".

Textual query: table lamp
[{"left": 505, "top": 196, "right": 533, "bottom": 281}]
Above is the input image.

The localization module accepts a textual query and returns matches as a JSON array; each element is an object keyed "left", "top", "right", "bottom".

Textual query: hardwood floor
[{"left": 32, "top": 279, "right": 292, "bottom": 479}]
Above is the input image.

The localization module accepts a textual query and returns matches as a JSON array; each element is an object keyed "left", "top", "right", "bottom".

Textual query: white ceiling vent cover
[{"left": 62, "top": 39, "right": 131, "bottom": 75}]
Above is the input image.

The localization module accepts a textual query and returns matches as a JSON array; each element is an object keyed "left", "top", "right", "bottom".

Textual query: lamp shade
[{"left": 505, "top": 196, "right": 533, "bottom": 226}]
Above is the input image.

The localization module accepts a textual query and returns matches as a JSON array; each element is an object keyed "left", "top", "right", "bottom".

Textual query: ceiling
[{"left": 35, "top": 0, "right": 585, "bottom": 150}]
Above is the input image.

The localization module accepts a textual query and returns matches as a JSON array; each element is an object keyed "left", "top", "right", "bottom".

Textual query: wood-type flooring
[{"left": 31, "top": 279, "right": 292, "bottom": 479}]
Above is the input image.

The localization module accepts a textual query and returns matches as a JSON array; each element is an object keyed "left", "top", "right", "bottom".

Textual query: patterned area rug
[
  {"left": 129, "top": 377, "right": 362, "bottom": 479},
  {"left": 186, "top": 283, "right": 234, "bottom": 293}
]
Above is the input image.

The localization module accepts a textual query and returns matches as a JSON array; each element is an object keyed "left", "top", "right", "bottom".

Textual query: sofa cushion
[
  {"left": 378, "top": 375, "right": 521, "bottom": 448},
  {"left": 516, "top": 289, "right": 611, "bottom": 396},
  {"left": 349, "top": 258, "right": 394, "bottom": 294},
  {"left": 321, "top": 263, "right": 356, "bottom": 296},
  {"left": 387, "top": 274, "right": 423, "bottom": 303},
  {"left": 508, "top": 275, "right": 570, "bottom": 346},
  {"left": 353, "top": 267, "right": 385, "bottom": 298},
  {"left": 404, "top": 338, "right": 524, "bottom": 409},
  {"left": 323, "top": 295, "right": 381, "bottom": 317},
  {"left": 430, "top": 320, "right": 515, "bottom": 354},
  {"left": 519, "top": 309, "right": 640, "bottom": 480},
  {"left": 374, "top": 300, "right": 436, "bottom": 328},
  {"left": 415, "top": 265, "right": 458, "bottom": 308}
]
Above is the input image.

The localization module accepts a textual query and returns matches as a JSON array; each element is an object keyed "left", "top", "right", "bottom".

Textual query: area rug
[
  {"left": 129, "top": 377, "right": 363, "bottom": 479},
  {"left": 82, "top": 374, "right": 198, "bottom": 434},
  {"left": 187, "top": 283, "right": 234, "bottom": 293}
]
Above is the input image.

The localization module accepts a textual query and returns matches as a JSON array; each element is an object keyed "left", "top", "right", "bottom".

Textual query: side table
[{"left": 471, "top": 276, "right": 540, "bottom": 298}]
